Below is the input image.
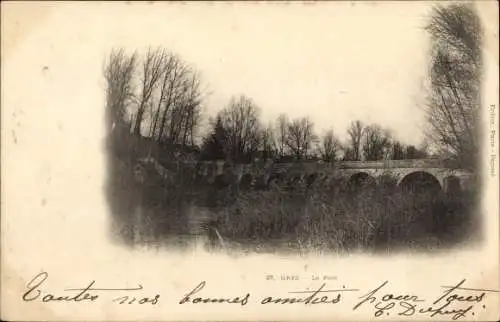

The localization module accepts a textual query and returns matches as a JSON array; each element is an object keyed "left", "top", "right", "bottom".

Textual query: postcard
[{"left": 1, "top": 1, "right": 499, "bottom": 321}]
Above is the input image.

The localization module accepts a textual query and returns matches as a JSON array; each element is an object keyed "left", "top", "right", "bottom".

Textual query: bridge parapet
[
  {"left": 155, "top": 159, "right": 464, "bottom": 178},
  {"left": 140, "top": 156, "right": 474, "bottom": 193},
  {"left": 336, "top": 159, "right": 450, "bottom": 169}
]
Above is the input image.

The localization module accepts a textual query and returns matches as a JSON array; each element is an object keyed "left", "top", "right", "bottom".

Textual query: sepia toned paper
[{"left": 1, "top": 1, "right": 499, "bottom": 321}]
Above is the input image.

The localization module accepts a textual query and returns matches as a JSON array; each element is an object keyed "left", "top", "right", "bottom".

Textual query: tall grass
[
  {"left": 106, "top": 132, "right": 478, "bottom": 254},
  {"left": 214, "top": 183, "right": 477, "bottom": 254}
]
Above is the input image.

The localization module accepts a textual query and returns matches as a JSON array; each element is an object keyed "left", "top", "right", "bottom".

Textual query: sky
[
  {"left": 78, "top": 1, "right": 436, "bottom": 146},
  {"left": 5, "top": 2, "right": 439, "bottom": 146},
  {"left": 107, "top": 2, "right": 434, "bottom": 146}
]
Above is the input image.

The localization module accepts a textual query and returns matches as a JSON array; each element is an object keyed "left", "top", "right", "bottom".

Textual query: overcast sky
[
  {"left": 122, "top": 2, "right": 433, "bottom": 146},
  {"left": 7, "top": 2, "right": 440, "bottom": 147},
  {"left": 86, "top": 2, "right": 435, "bottom": 146}
]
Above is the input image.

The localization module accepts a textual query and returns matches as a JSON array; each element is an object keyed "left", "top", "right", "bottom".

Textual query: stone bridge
[{"left": 141, "top": 157, "right": 474, "bottom": 194}]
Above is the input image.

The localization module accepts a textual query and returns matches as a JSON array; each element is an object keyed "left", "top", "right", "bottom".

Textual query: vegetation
[
  {"left": 103, "top": 48, "right": 432, "bottom": 165},
  {"left": 104, "top": 3, "right": 483, "bottom": 253},
  {"left": 424, "top": 3, "right": 482, "bottom": 171},
  {"left": 107, "top": 155, "right": 479, "bottom": 254},
  {"left": 217, "top": 185, "right": 478, "bottom": 254}
]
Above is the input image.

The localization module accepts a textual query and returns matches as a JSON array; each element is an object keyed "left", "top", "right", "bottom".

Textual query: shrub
[{"left": 107, "top": 138, "right": 477, "bottom": 254}]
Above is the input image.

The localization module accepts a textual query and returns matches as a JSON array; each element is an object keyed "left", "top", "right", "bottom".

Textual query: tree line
[
  {"left": 105, "top": 3, "right": 481, "bottom": 169},
  {"left": 105, "top": 47, "right": 205, "bottom": 151},
  {"left": 199, "top": 102, "right": 429, "bottom": 163},
  {"left": 104, "top": 49, "right": 429, "bottom": 164}
]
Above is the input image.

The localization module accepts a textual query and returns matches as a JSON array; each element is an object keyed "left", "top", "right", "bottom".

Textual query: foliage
[
  {"left": 217, "top": 95, "right": 262, "bottom": 163},
  {"left": 362, "top": 124, "right": 392, "bottom": 161},
  {"left": 104, "top": 48, "right": 137, "bottom": 131},
  {"left": 285, "top": 117, "right": 318, "bottom": 160},
  {"left": 216, "top": 184, "right": 476, "bottom": 253},
  {"left": 104, "top": 4, "right": 482, "bottom": 166},
  {"left": 345, "top": 120, "right": 364, "bottom": 161},
  {"left": 392, "top": 141, "right": 406, "bottom": 160},
  {"left": 318, "top": 129, "right": 341, "bottom": 162},
  {"left": 424, "top": 3, "right": 482, "bottom": 170},
  {"left": 120, "top": 163, "right": 477, "bottom": 253},
  {"left": 199, "top": 116, "right": 228, "bottom": 161}
]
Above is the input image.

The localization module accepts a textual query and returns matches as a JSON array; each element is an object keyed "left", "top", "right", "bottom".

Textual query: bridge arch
[{"left": 398, "top": 171, "right": 441, "bottom": 193}]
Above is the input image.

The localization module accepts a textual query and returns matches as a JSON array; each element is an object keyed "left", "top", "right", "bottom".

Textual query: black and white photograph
[
  {"left": 105, "top": 2, "right": 483, "bottom": 255},
  {"left": 2, "top": 1, "right": 499, "bottom": 321}
]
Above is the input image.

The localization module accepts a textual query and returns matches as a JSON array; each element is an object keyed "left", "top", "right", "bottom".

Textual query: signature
[
  {"left": 22, "top": 272, "right": 160, "bottom": 305},
  {"left": 353, "top": 279, "right": 499, "bottom": 320}
]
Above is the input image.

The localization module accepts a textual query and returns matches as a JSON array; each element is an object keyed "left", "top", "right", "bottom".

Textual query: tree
[
  {"left": 128, "top": 49, "right": 206, "bottom": 153},
  {"left": 319, "top": 129, "right": 341, "bottom": 162},
  {"left": 346, "top": 120, "right": 364, "bottom": 161},
  {"left": 164, "top": 68, "right": 204, "bottom": 146},
  {"left": 218, "top": 95, "right": 262, "bottom": 163},
  {"left": 104, "top": 49, "right": 137, "bottom": 131},
  {"left": 199, "top": 116, "right": 228, "bottom": 161},
  {"left": 261, "top": 122, "right": 277, "bottom": 161},
  {"left": 406, "top": 145, "right": 428, "bottom": 159},
  {"left": 342, "top": 147, "right": 356, "bottom": 161},
  {"left": 424, "top": 3, "right": 482, "bottom": 170},
  {"left": 149, "top": 52, "right": 184, "bottom": 140},
  {"left": 105, "top": 47, "right": 206, "bottom": 161},
  {"left": 391, "top": 140, "right": 406, "bottom": 160},
  {"left": 275, "top": 114, "right": 289, "bottom": 159},
  {"left": 133, "top": 47, "right": 168, "bottom": 135},
  {"left": 362, "top": 124, "right": 391, "bottom": 161},
  {"left": 285, "top": 117, "right": 318, "bottom": 160},
  {"left": 104, "top": 49, "right": 139, "bottom": 160}
]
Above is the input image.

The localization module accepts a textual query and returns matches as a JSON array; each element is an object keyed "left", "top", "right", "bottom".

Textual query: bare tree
[
  {"left": 389, "top": 139, "right": 429, "bottom": 160},
  {"left": 166, "top": 68, "right": 204, "bottom": 147},
  {"left": 424, "top": 3, "right": 482, "bottom": 170},
  {"left": 218, "top": 95, "right": 262, "bottom": 163},
  {"left": 149, "top": 52, "right": 178, "bottom": 138},
  {"left": 261, "top": 122, "right": 277, "bottom": 161},
  {"left": 180, "top": 72, "right": 204, "bottom": 147},
  {"left": 319, "top": 129, "right": 341, "bottom": 162},
  {"left": 406, "top": 145, "right": 428, "bottom": 159},
  {"left": 131, "top": 49, "right": 206, "bottom": 154},
  {"left": 342, "top": 147, "right": 356, "bottom": 161},
  {"left": 346, "top": 120, "right": 364, "bottom": 161},
  {"left": 391, "top": 140, "right": 406, "bottom": 160},
  {"left": 275, "top": 114, "right": 289, "bottom": 159},
  {"left": 156, "top": 57, "right": 189, "bottom": 142},
  {"left": 104, "top": 48, "right": 137, "bottom": 132},
  {"left": 362, "top": 124, "right": 391, "bottom": 161},
  {"left": 133, "top": 48, "right": 168, "bottom": 136},
  {"left": 285, "top": 117, "right": 318, "bottom": 160},
  {"left": 104, "top": 46, "right": 207, "bottom": 162}
]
